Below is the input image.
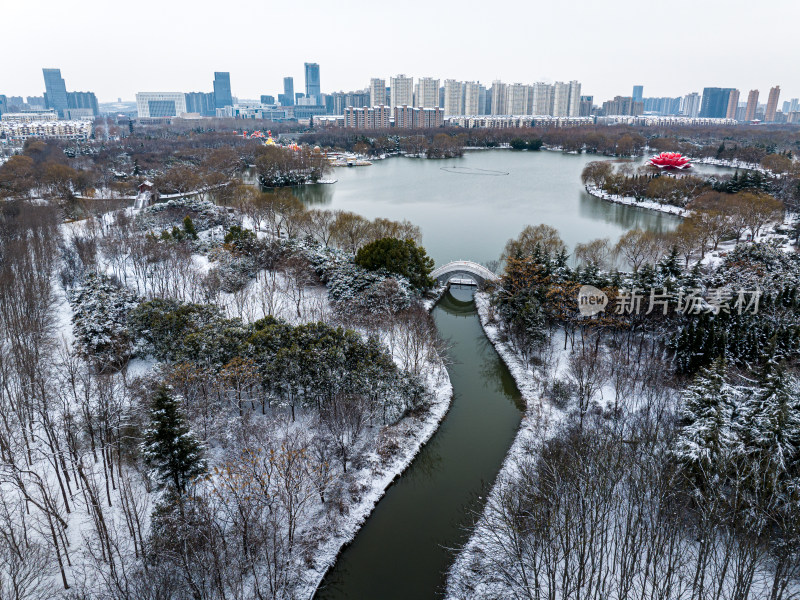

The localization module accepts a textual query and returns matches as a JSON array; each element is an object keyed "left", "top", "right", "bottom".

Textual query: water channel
[{"left": 306, "top": 150, "right": 732, "bottom": 599}]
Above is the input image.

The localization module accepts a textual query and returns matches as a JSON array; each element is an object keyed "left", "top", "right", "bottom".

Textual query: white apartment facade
[
  {"left": 505, "top": 83, "right": 530, "bottom": 115},
  {"left": 464, "top": 82, "right": 482, "bottom": 115},
  {"left": 490, "top": 81, "right": 507, "bottom": 115},
  {"left": 390, "top": 75, "right": 413, "bottom": 107},
  {"left": 443, "top": 80, "right": 464, "bottom": 116},
  {"left": 415, "top": 77, "right": 440, "bottom": 108},
  {"left": 369, "top": 78, "right": 386, "bottom": 107}
]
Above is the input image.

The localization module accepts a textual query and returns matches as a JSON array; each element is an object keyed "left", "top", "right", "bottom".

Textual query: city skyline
[{"left": 2, "top": 0, "right": 797, "bottom": 103}]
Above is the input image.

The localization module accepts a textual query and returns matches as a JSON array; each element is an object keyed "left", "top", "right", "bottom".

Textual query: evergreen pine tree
[
  {"left": 142, "top": 387, "right": 207, "bottom": 496},
  {"left": 737, "top": 358, "right": 800, "bottom": 493},
  {"left": 182, "top": 215, "right": 198, "bottom": 240},
  {"left": 674, "top": 357, "right": 738, "bottom": 484}
]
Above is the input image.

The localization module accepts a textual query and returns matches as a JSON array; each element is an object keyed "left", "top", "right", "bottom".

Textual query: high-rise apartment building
[
  {"left": 632, "top": 85, "right": 643, "bottom": 104},
  {"left": 414, "top": 77, "right": 439, "bottom": 108},
  {"left": 42, "top": 68, "right": 69, "bottom": 117},
  {"left": 505, "top": 83, "right": 530, "bottom": 115},
  {"left": 304, "top": 63, "right": 321, "bottom": 103},
  {"left": 532, "top": 83, "right": 553, "bottom": 115},
  {"left": 213, "top": 72, "right": 233, "bottom": 109},
  {"left": 601, "top": 96, "right": 642, "bottom": 116},
  {"left": 682, "top": 92, "right": 701, "bottom": 117},
  {"left": 477, "top": 85, "right": 488, "bottom": 115},
  {"left": 330, "top": 90, "right": 370, "bottom": 115},
  {"left": 765, "top": 86, "right": 781, "bottom": 122},
  {"left": 579, "top": 95, "right": 594, "bottom": 117},
  {"left": 744, "top": 90, "right": 759, "bottom": 121},
  {"left": 443, "top": 80, "right": 465, "bottom": 116},
  {"left": 568, "top": 80, "right": 582, "bottom": 117},
  {"left": 369, "top": 78, "right": 386, "bottom": 107},
  {"left": 552, "top": 82, "right": 571, "bottom": 117},
  {"left": 490, "top": 81, "right": 507, "bottom": 115},
  {"left": 700, "top": 88, "right": 734, "bottom": 118},
  {"left": 725, "top": 89, "right": 740, "bottom": 119},
  {"left": 464, "top": 82, "right": 482, "bottom": 115},
  {"left": 390, "top": 75, "right": 413, "bottom": 107}
]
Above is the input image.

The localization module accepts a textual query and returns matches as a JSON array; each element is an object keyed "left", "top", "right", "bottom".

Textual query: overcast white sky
[{"left": 3, "top": 0, "right": 798, "bottom": 104}]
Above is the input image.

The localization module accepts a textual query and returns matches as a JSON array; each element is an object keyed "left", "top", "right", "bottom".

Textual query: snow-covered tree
[
  {"left": 674, "top": 358, "right": 738, "bottom": 487},
  {"left": 142, "top": 387, "right": 207, "bottom": 496},
  {"left": 737, "top": 359, "right": 800, "bottom": 493}
]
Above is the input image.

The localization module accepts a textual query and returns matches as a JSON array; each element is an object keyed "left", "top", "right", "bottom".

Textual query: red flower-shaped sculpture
[{"left": 648, "top": 152, "right": 691, "bottom": 170}]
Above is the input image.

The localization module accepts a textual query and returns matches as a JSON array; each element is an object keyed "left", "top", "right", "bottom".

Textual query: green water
[
  {"left": 294, "top": 150, "right": 730, "bottom": 265},
  {"left": 314, "top": 287, "right": 524, "bottom": 600}
]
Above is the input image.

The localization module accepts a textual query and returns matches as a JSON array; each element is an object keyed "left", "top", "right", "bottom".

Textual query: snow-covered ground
[
  {"left": 56, "top": 204, "right": 456, "bottom": 598},
  {"left": 695, "top": 156, "right": 769, "bottom": 173},
  {"left": 585, "top": 183, "right": 691, "bottom": 216}
]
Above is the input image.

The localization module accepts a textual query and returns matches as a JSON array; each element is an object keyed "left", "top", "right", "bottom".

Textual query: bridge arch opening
[{"left": 430, "top": 260, "right": 499, "bottom": 287}]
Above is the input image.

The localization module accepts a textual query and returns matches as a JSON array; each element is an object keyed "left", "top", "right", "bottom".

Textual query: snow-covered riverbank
[
  {"left": 585, "top": 183, "right": 690, "bottom": 217},
  {"left": 301, "top": 356, "right": 453, "bottom": 599},
  {"left": 445, "top": 292, "right": 565, "bottom": 599}
]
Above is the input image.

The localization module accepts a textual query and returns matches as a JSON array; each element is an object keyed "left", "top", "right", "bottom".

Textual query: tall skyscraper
[
  {"left": 390, "top": 75, "right": 413, "bottom": 107},
  {"left": 280, "top": 77, "right": 295, "bottom": 106},
  {"left": 632, "top": 85, "right": 643, "bottom": 104},
  {"left": 369, "top": 78, "right": 386, "bottom": 106},
  {"left": 42, "top": 68, "right": 69, "bottom": 117},
  {"left": 304, "top": 63, "right": 321, "bottom": 103},
  {"left": 213, "top": 72, "right": 233, "bottom": 109},
  {"left": 699, "top": 88, "right": 734, "bottom": 118},
  {"left": 415, "top": 77, "right": 439, "bottom": 108},
  {"left": 765, "top": 86, "right": 781, "bottom": 122},
  {"left": 725, "top": 89, "right": 740, "bottom": 119},
  {"left": 744, "top": 90, "right": 759, "bottom": 121}
]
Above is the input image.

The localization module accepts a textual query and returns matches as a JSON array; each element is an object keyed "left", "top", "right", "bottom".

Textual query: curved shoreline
[{"left": 584, "top": 184, "right": 690, "bottom": 217}]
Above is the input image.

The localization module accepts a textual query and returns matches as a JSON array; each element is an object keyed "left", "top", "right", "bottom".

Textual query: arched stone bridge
[{"left": 431, "top": 260, "right": 500, "bottom": 286}]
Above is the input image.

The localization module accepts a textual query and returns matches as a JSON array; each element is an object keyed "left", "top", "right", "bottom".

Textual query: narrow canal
[{"left": 314, "top": 286, "right": 524, "bottom": 599}]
